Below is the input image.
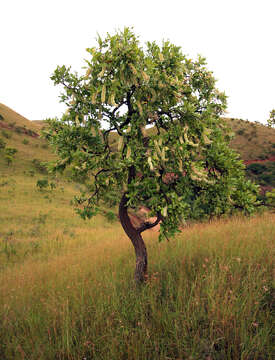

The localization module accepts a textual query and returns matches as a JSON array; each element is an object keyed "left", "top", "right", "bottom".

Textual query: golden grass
[{"left": 0, "top": 212, "right": 274, "bottom": 359}]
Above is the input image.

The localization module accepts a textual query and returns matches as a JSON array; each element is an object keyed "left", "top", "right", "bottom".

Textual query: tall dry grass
[{"left": 1, "top": 208, "right": 274, "bottom": 359}]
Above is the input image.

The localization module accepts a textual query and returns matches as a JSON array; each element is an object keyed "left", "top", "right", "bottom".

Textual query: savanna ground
[
  {"left": 0, "top": 105, "right": 274, "bottom": 359},
  {"left": 0, "top": 165, "right": 274, "bottom": 360}
]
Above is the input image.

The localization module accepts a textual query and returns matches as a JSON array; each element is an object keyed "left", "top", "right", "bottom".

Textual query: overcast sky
[{"left": 1, "top": 0, "right": 274, "bottom": 123}]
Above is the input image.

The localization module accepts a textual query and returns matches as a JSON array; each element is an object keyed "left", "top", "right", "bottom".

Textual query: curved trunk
[{"left": 119, "top": 193, "right": 148, "bottom": 283}]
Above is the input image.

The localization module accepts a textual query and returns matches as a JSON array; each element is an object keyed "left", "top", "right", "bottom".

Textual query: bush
[
  {"left": 22, "top": 139, "right": 29, "bottom": 145},
  {"left": 32, "top": 159, "right": 48, "bottom": 174},
  {"left": 1, "top": 130, "right": 12, "bottom": 139},
  {"left": 246, "top": 163, "right": 267, "bottom": 175},
  {"left": 36, "top": 179, "right": 49, "bottom": 191},
  {"left": 5, "top": 148, "right": 18, "bottom": 156},
  {"left": 4, "top": 147, "right": 18, "bottom": 166},
  {"left": 0, "top": 138, "right": 6, "bottom": 150},
  {"left": 104, "top": 210, "right": 117, "bottom": 223},
  {"left": 258, "top": 174, "right": 273, "bottom": 185},
  {"left": 237, "top": 128, "right": 245, "bottom": 136}
]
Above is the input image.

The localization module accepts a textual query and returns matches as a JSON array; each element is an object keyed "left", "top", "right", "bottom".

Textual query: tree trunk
[{"left": 119, "top": 193, "right": 148, "bottom": 283}]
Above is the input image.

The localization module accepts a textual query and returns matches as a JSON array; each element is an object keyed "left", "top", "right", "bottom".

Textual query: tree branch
[{"left": 137, "top": 212, "right": 162, "bottom": 234}]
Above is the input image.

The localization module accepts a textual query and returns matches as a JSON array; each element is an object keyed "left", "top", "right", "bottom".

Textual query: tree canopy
[
  {"left": 267, "top": 109, "right": 275, "bottom": 128},
  {"left": 44, "top": 28, "right": 258, "bottom": 281}
]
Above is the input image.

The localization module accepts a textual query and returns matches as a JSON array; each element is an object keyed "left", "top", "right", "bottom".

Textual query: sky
[{"left": 1, "top": 0, "right": 274, "bottom": 124}]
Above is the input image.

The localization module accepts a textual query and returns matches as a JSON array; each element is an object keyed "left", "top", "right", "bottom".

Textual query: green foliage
[
  {"left": 44, "top": 28, "right": 259, "bottom": 241},
  {"left": 236, "top": 128, "right": 245, "bottom": 136},
  {"left": 36, "top": 179, "right": 49, "bottom": 191},
  {"left": 4, "top": 147, "right": 18, "bottom": 166},
  {"left": 36, "top": 178, "right": 57, "bottom": 192},
  {"left": 32, "top": 158, "right": 48, "bottom": 174},
  {"left": 104, "top": 210, "right": 117, "bottom": 223},
  {"left": 22, "top": 138, "right": 29, "bottom": 145},
  {"left": 247, "top": 163, "right": 266, "bottom": 175},
  {"left": 0, "top": 138, "right": 6, "bottom": 150},
  {"left": 265, "top": 189, "right": 275, "bottom": 207},
  {"left": 1, "top": 129, "right": 12, "bottom": 139},
  {"left": 246, "top": 161, "right": 275, "bottom": 187},
  {"left": 267, "top": 109, "right": 275, "bottom": 128}
]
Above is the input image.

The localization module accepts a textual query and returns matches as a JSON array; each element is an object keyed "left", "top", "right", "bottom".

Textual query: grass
[
  {"left": 0, "top": 177, "right": 274, "bottom": 360},
  {"left": 0, "top": 105, "right": 274, "bottom": 359}
]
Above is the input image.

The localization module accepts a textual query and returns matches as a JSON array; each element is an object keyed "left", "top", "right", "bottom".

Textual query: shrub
[
  {"left": 5, "top": 148, "right": 18, "bottom": 156},
  {"left": 0, "top": 138, "right": 6, "bottom": 150},
  {"left": 32, "top": 159, "right": 48, "bottom": 174},
  {"left": 246, "top": 163, "right": 266, "bottom": 175},
  {"left": 15, "top": 126, "right": 23, "bottom": 134},
  {"left": 1, "top": 130, "right": 12, "bottom": 139},
  {"left": 4, "top": 147, "right": 18, "bottom": 166},
  {"left": 258, "top": 174, "right": 273, "bottom": 185},
  {"left": 104, "top": 210, "right": 117, "bottom": 223},
  {"left": 22, "top": 139, "right": 29, "bottom": 145},
  {"left": 36, "top": 179, "right": 49, "bottom": 191},
  {"left": 237, "top": 128, "right": 245, "bottom": 136},
  {"left": 9, "top": 121, "right": 16, "bottom": 128}
]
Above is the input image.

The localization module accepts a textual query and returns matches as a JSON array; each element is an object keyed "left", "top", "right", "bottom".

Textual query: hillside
[
  {"left": 0, "top": 106, "right": 274, "bottom": 359},
  {"left": 0, "top": 103, "right": 55, "bottom": 172},
  {"left": 1, "top": 104, "right": 275, "bottom": 190},
  {"left": 225, "top": 117, "right": 275, "bottom": 161}
]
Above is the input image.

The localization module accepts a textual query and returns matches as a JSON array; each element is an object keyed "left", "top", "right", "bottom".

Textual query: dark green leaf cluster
[{"left": 44, "top": 28, "right": 259, "bottom": 241}]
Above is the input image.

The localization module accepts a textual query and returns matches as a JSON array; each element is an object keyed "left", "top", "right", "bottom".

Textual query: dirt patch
[{"left": 244, "top": 157, "right": 275, "bottom": 165}]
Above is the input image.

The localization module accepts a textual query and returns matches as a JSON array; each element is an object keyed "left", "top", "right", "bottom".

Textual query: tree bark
[{"left": 119, "top": 193, "right": 148, "bottom": 283}]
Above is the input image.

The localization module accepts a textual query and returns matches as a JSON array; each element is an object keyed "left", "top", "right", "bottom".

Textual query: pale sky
[{"left": 1, "top": 0, "right": 274, "bottom": 123}]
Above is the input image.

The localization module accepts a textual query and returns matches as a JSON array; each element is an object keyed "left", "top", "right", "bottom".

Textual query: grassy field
[
  {"left": 0, "top": 104, "right": 274, "bottom": 359},
  {"left": 0, "top": 166, "right": 274, "bottom": 359}
]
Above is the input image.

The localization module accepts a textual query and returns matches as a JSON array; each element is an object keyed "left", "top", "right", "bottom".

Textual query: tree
[
  {"left": 4, "top": 147, "right": 17, "bottom": 166},
  {"left": 267, "top": 109, "right": 275, "bottom": 128},
  {"left": 44, "top": 28, "right": 258, "bottom": 282}
]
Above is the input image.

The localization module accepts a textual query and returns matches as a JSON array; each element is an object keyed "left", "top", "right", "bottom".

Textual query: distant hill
[
  {"left": 0, "top": 103, "right": 41, "bottom": 136},
  {"left": 224, "top": 117, "right": 275, "bottom": 161},
  {"left": 0, "top": 104, "right": 55, "bottom": 173},
  {"left": 0, "top": 104, "right": 274, "bottom": 189}
]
